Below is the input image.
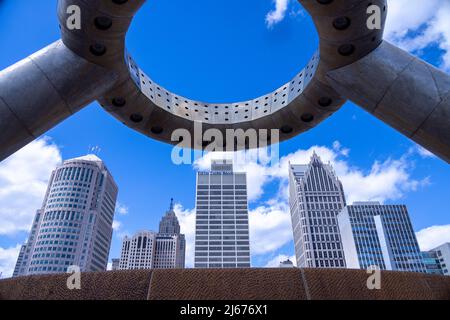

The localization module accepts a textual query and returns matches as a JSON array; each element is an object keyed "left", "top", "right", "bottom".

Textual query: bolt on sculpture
[{"left": 0, "top": 0, "right": 449, "bottom": 163}]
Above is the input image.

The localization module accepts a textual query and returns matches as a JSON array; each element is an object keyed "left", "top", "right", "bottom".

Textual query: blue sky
[{"left": 0, "top": 0, "right": 449, "bottom": 275}]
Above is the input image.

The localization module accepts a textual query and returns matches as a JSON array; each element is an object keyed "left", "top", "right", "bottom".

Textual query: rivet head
[
  {"left": 151, "top": 126, "right": 164, "bottom": 134},
  {"left": 94, "top": 17, "right": 113, "bottom": 30},
  {"left": 333, "top": 17, "right": 351, "bottom": 30},
  {"left": 90, "top": 43, "right": 106, "bottom": 56},
  {"left": 338, "top": 44, "right": 355, "bottom": 56},
  {"left": 130, "top": 114, "right": 143, "bottom": 123},
  {"left": 301, "top": 113, "right": 314, "bottom": 123}
]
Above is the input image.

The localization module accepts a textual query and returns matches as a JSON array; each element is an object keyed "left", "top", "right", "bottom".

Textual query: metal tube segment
[
  {"left": 326, "top": 41, "right": 450, "bottom": 163},
  {"left": 0, "top": 40, "right": 119, "bottom": 161}
]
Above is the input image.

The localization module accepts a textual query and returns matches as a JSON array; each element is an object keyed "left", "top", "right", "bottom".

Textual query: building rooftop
[
  {"left": 1, "top": 269, "right": 449, "bottom": 300},
  {"left": 69, "top": 154, "right": 103, "bottom": 163}
]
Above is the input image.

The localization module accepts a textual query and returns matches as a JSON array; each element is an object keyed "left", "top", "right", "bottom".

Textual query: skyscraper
[
  {"left": 111, "top": 258, "right": 120, "bottom": 271},
  {"left": 194, "top": 160, "right": 251, "bottom": 268},
  {"left": 421, "top": 251, "right": 443, "bottom": 275},
  {"left": 338, "top": 202, "right": 426, "bottom": 273},
  {"left": 429, "top": 243, "right": 450, "bottom": 276},
  {"left": 118, "top": 200, "right": 186, "bottom": 269},
  {"left": 288, "top": 153, "right": 346, "bottom": 268},
  {"left": 119, "top": 231, "right": 157, "bottom": 270},
  {"left": 159, "top": 199, "right": 181, "bottom": 235},
  {"left": 13, "top": 155, "right": 118, "bottom": 276}
]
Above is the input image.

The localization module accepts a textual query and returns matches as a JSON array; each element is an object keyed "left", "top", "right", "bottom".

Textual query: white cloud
[
  {"left": 385, "top": 0, "right": 450, "bottom": 71},
  {"left": 265, "top": 254, "right": 296, "bottom": 268},
  {"left": 249, "top": 202, "right": 292, "bottom": 255},
  {"left": 173, "top": 203, "right": 196, "bottom": 268},
  {"left": 195, "top": 143, "right": 426, "bottom": 205},
  {"left": 263, "top": 1, "right": 450, "bottom": 70},
  {"left": 112, "top": 219, "right": 131, "bottom": 240},
  {"left": 0, "top": 244, "right": 21, "bottom": 278},
  {"left": 115, "top": 202, "right": 129, "bottom": 216},
  {"left": 416, "top": 225, "right": 450, "bottom": 251},
  {"left": 415, "top": 145, "right": 436, "bottom": 159},
  {"left": 266, "top": 0, "right": 290, "bottom": 28},
  {"left": 112, "top": 220, "right": 122, "bottom": 231},
  {"left": 0, "top": 138, "right": 62, "bottom": 235}
]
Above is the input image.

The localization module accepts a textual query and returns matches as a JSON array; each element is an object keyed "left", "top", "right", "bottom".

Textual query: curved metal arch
[
  {"left": 1, "top": 0, "right": 449, "bottom": 162},
  {"left": 56, "top": 0, "right": 386, "bottom": 147}
]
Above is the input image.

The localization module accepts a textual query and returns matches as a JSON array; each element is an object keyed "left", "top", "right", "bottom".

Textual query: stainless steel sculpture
[{"left": 0, "top": 0, "right": 449, "bottom": 162}]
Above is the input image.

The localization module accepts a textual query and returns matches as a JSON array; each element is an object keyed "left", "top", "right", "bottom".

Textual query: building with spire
[
  {"left": 159, "top": 199, "right": 181, "bottom": 235},
  {"left": 13, "top": 155, "right": 118, "bottom": 276},
  {"left": 118, "top": 200, "right": 186, "bottom": 270},
  {"left": 288, "top": 152, "right": 346, "bottom": 268}
]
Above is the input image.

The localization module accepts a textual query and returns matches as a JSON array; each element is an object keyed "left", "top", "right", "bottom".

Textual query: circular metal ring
[{"left": 57, "top": 0, "right": 387, "bottom": 149}]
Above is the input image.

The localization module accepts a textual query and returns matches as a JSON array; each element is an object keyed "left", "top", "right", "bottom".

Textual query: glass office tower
[{"left": 338, "top": 202, "right": 426, "bottom": 273}]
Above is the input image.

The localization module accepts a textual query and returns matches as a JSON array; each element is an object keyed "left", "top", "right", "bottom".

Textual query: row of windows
[
  {"left": 196, "top": 220, "right": 248, "bottom": 225},
  {"left": 197, "top": 210, "right": 248, "bottom": 215},
  {"left": 196, "top": 225, "right": 248, "bottom": 230},
  {"left": 315, "top": 259, "right": 345, "bottom": 268},
  {"left": 46, "top": 203, "right": 87, "bottom": 210},
  {"left": 196, "top": 230, "right": 248, "bottom": 235},
  {"left": 32, "top": 252, "right": 75, "bottom": 260},
  {"left": 195, "top": 257, "right": 250, "bottom": 262},
  {"left": 197, "top": 196, "right": 247, "bottom": 200},
  {"left": 197, "top": 215, "right": 248, "bottom": 220},
  {"left": 198, "top": 185, "right": 246, "bottom": 190},
  {"left": 51, "top": 181, "right": 90, "bottom": 190},
  {"left": 29, "top": 266, "right": 68, "bottom": 273},
  {"left": 304, "top": 196, "right": 341, "bottom": 202},
  {"left": 30, "top": 257, "right": 74, "bottom": 266},
  {"left": 195, "top": 263, "right": 251, "bottom": 268},
  {"left": 54, "top": 166, "right": 94, "bottom": 183},
  {"left": 197, "top": 206, "right": 247, "bottom": 210},
  {"left": 43, "top": 210, "right": 84, "bottom": 222},
  {"left": 196, "top": 236, "right": 249, "bottom": 240},
  {"left": 195, "top": 246, "right": 250, "bottom": 251},
  {"left": 197, "top": 200, "right": 247, "bottom": 205}
]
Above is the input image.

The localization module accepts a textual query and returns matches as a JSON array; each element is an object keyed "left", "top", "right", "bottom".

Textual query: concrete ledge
[{"left": 1, "top": 269, "right": 449, "bottom": 300}]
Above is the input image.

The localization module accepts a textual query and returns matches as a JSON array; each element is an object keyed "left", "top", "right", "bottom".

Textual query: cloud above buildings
[
  {"left": 416, "top": 225, "right": 450, "bottom": 251},
  {"left": 265, "top": 0, "right": 450, "bottom": 71},
  {"left": 0, "top": 138, "right": 62, "bottom": 236},
  {"left": 115, "top": 202, "right": 129, "bottom": 216},
  {"left": 173, "top": 204, "right": 196, "bottom": 267},
  {"left": 0, "top": 245, "right": 22, "bottom": 278}
]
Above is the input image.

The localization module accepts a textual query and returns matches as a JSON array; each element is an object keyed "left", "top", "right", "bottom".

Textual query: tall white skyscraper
[
  {"left": 338, "top": 202, "right": 426, "bottom": 273},
  {"left": 118, "top": 200, "right": 186, "bottom": 270},
  {"left": 289, "top": 153, "right": 346, "bottom": 268},
  {"left": 13, "top": 155, "right": 118, "bottom": 276},
  {"left": 194, "top": 160, "right": 251, "bottom": 268}
]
